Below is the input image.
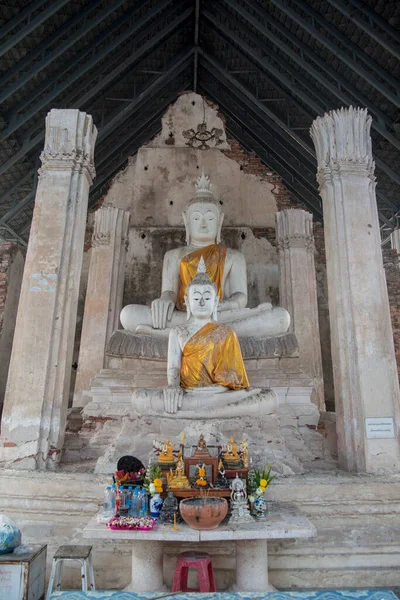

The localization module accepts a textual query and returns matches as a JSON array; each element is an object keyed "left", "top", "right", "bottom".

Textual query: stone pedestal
[
  {"left": 128, "top": 541, "right": 165, "bottom": 592},
  {"left": 311, "top": 106, "right": 400, "bottom": 473},
  {"left": 73, "top": 206, "right": 129, "bottom": 407},
  {"left": 0, "top": 109, "right": 97, "bottom": 470},
  {"left": 276, "top": 209, "right": 325, "bottom": 410},
  {"left": 234, "top": 540, "right": 274, "bottom": 591}
]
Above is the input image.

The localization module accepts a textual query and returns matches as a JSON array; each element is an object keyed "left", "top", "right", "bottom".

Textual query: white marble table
[{"left": 83, "top": 503, "right": 316, "bottom": 592}]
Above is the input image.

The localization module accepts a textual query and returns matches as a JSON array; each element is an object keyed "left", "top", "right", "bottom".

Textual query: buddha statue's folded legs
[
  {"left": 131, "top": 386, "right": 278, "bottom": 419},
  {"left": 120, "top": 302, "right": 290, "bottom": 339}
]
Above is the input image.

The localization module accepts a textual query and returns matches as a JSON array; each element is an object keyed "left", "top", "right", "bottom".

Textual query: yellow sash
[
  {"left": 176, "top": 244, "right": 227, "bottom": 311},
  {"left": 180, "top": 322, "right": 249, "bottom": 390}
]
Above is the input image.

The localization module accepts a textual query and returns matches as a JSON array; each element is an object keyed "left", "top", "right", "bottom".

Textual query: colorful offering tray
[{"left": 108, "top": 516, "right": 155, "bottom": 531}]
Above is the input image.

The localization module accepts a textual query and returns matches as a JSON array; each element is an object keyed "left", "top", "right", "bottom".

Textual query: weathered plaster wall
[
  {"left": 124, "top": 226, "right": 278, "bottom": 309},
  {"left": 102, "top": 147, "right": 278, "bottom": 228},
  {"left": 0, "top": 242, "right": 25, "bottom": 419}
]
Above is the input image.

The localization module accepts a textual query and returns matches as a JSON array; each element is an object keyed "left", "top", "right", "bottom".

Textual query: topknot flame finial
[
  {"left": 197, "top": 256, "right": 207, "bottom": 275},
  {"left": 194, "top": 168, "right": 213, "bottom": 200}
]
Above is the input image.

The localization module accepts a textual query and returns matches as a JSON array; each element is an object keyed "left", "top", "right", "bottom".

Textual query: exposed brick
[{"left": 383, "top": 248, "right": 400, "bottom": 382}]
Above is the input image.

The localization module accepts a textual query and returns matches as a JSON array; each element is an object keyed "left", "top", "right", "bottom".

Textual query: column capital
[
  {"left": 92, "top": 205, "right": 130, "bottom": 248},
  {"left": 276, "top": 209, "right": 314, "bottom": 251},
  {"left": 310, "top": 106, "right": 375, "bottom": 186},
  {"left": 390, "top": 229, "right": 400, "bottom": 256},
  {"left": 39, "top": 109, "right": 97, "bottom": 181}
]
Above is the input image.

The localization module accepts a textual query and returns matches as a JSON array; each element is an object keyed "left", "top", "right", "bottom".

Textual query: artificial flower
[
  {"left": 149, "top": 482, "right": 156, "bottom": 494},
  {"left": 153, "top": 478, "right": 162, "bottom": 487},
  {"left": 260, "top": 479, "right": 267, "bottom": 487},
  {"left": 155, "top": 486, "right": 163, "bottom": 493},
  {"left": 196, "top": 479, "right": 207, "bottom": 486}
]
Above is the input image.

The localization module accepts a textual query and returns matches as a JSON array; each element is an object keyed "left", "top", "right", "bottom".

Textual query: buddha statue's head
[
  {"left": 182, "top": 170, "right": 224, "bottom": 246},
  {"left": 185, "top": 256, "right": 219, "bottom": 321}
]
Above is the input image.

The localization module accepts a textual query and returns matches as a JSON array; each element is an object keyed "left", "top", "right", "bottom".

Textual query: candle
[
  {"left": 173, "top": 513, "right": 177, "bottom": 530},
  {"left": 181, "top": 431, "right": 185, "bottom": 445}
]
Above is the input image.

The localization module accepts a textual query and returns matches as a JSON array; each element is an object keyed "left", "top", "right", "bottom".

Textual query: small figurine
[
  {"left": 241, "top": 439, "right": 249, "bottom": 469},
  {"left": 167, "top": 453, "right": 191, "bottom": 490},
  {"left": 229, "top": 475, "right": 253, "bottom": 523},
  {"left": 159, "top": 439, "right": 174, "bottom": 462},
  {"left": 197, "top": 434, "right": 207, "bottom": 451},
  {"left": 193, "top": 434, "right": 211, "bottom": 459},
  {"left": 223, "top": 436, "right": 242, "bottom": 468},
  {"left": 159, "top": 491, "right": 181, "bottom": 524},
  {"left": 214, "top": 458, "right": 228, "bottom": 488},
  {"left": 153, "top": 439, "right": 176, "bottom": 468}
]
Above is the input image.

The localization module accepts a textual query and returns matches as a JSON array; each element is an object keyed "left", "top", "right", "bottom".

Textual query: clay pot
[{"left": 179, "top": 496, "right": 228, "bottom": 530}]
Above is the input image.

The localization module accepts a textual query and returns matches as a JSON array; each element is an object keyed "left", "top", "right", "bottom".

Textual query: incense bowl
[{"left": 179, "top": 496, "right": 228, "bottom": 530}]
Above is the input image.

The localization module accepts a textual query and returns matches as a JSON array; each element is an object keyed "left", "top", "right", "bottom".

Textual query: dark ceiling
[{"left": 0, "top": 0, "right": 399, "bottom": 247}]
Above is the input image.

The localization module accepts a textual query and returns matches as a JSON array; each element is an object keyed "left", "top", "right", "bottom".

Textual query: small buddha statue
[
  {"left": 214, "top": 458, "right": 228, "bottom": 489},
  {"left": 159, "top": 491, "right": 180, "bottom": 524},
  {"left": 241, "top": 439, "right": 249, "bottom": 469},
  {"left": 197, "top": 434, "right": 207, "bottom": 452},
  {"left": 120, "top": 170, "right": 290, "bottom": 339},
  {"left": 167, "top": 453, "right": 191, "bottom": 490},
  {"left": 229, "top": 475, "right": 253, "bottom": 523},
  {"left": 158, "top": 439, "right": 174, "bottom": 464},
  {"left": 193, "top": 434, "right": 211, "bottom": 459},
  {"left": 224, "top": 437, "right": 242, "bottom": 468}
]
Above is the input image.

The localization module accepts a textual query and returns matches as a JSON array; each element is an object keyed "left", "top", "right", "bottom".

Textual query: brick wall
[
  {"left": 0, "top": 241, "right": 17, "bottom": 333},
  {"left": 383, "top": 248, "right": 400, "bottom": 381},
  {"left": 0, "top": 241, "right": 25, "bottom": 419}
]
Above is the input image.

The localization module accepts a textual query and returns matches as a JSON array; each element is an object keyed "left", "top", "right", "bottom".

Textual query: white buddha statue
[
  {"left": 131, "top": 259, "right": 278, "bottom": 419},
  {"left": 120, "top": 171, "right": 290, "bottom": 339}
]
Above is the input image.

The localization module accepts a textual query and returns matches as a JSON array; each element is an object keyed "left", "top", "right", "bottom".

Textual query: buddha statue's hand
[
  {"left": 163, "top": 386, "right": 183, "bottom": 414},
  {"left": 151, "top": 298, "right": 175, "bottom": 329}
]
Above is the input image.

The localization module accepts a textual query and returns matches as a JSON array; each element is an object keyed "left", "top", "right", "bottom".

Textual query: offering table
[{"left": 83, "top": 503, "right": 316, "bottom": 592}]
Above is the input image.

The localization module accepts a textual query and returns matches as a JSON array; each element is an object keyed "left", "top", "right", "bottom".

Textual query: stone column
[
  {"left": 73, "top": 205, "right": 130, "bottom": 407},
  {"left": 0, "top": 109, "right": 97, "bottom": 469},
  {"left": 310, "top": 106, "right": 400, "bottom": 473},
  {"left": 390, "top": 229, "right": 400, "bottom": 260},
  {"left": 276, "top": 209, "right": 325, "bottom": 410}
]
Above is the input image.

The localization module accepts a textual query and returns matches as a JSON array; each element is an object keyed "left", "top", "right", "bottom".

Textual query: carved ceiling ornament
[{"left": 182, "top": 121, "right": 224, "bottom": 150}]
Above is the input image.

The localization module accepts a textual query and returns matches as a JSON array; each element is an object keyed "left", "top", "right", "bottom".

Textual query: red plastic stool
[{"left": 172, "top": 551, "right": 216, "bottom": 592}]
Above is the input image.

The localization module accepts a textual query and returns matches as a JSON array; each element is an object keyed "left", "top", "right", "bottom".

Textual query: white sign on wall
[{"left": 365, "top": 417, "right": 395, "bottom": 439}]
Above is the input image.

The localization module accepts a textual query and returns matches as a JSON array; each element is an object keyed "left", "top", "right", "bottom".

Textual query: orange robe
[
  {"left": 180, "top": 322, "right": 249, "bottom": 390},
  {"left": 176, "top": 244, "right": 227, "bottom": 311}
]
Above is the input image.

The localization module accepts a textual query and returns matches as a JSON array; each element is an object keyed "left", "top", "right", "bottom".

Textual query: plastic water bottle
[
  {"left": 98, "top": 485, "right": 113, "bottom": 522},
  {"left": 138, "top": 487, "right": 148, "bottom": 516},
  {"left": 127, "top": 487, "right": 133, "bottom": 514},
  {"left": 120, "top": 486, "right": 129, "bottom": 515},
  {"left": 132, "top": 487, "right": 140, "bottom": 517},
  {"left": 110, "top": 484, "right": 117, "bottom": 513}
]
